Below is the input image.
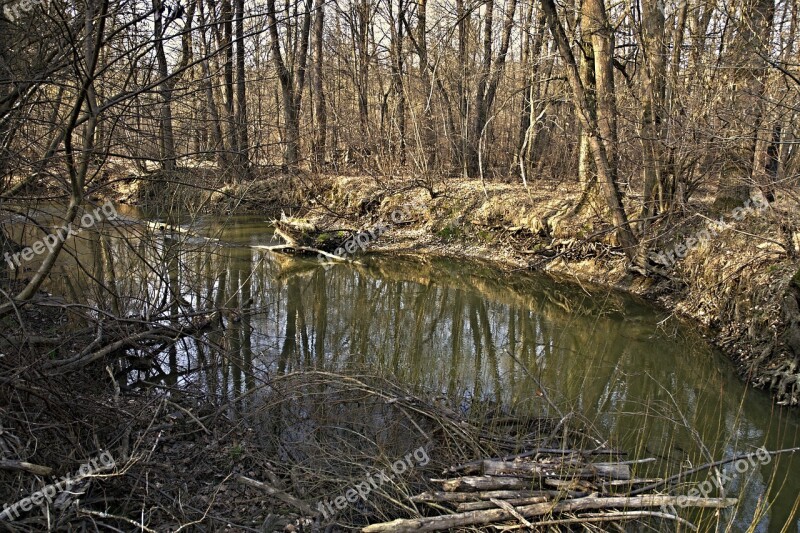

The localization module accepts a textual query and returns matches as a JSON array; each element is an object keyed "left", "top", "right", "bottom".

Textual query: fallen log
[
  {"left": 410, "top": 489, "right": 578, "bottom": 503},
  {"left": 272, "top": 216, "right": 355, "bottom": 253},
  {"left": 440, "top": 476, "right": 530, "bottom": 492},
  {"left": 482, "top": 459, "right": 631, "bottom": 480},
  {"left": 456, "top": 495, "right": 550, "bottom": 511},
  {"left": 361, "top": 495, "right": 737, "bottom": 532},
  {"left": 0, "top": 459, "right": 53, "bottom": 476},
  {"left": 446, "top": 448, "right": 627, "bottom": 474}
]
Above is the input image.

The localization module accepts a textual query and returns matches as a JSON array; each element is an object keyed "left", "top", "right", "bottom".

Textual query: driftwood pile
[{"left": 363, "top": 449, "right": 736, "bottom": 532}]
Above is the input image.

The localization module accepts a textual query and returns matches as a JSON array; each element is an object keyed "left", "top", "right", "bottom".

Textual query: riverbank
[{"left": 124, "top": 170, "right": 800, "bottom": 407}]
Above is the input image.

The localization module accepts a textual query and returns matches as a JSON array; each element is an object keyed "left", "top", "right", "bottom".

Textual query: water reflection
[{"left": 14, "top": 209, "right": 800, "bottom": 532}]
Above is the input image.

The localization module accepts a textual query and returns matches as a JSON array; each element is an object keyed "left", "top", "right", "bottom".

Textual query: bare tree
[
  {"left": 312, "top": 0, "right": 327, "bottom": 169},
  {"left": 153, "top": 0, "right": 196, "bottom": 171},
  {"left": 466, "top": 0, "right": 519, "bottom": 177},
  {"left": 267, "top": 0, "right": 312, "bottom": 168},
  {"left": 235, "top": 0, "right": 249, "bottom": 175},
  {"left": 639, "top": 0, "right": 668, "bottom": 226},
  {"left": 541, "top": 0, "right": 637, "bottom": 259}
]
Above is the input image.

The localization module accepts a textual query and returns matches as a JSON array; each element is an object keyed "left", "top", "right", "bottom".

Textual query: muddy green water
[{"left": 9, "top": 206, "right": 800, "bottom": 531}]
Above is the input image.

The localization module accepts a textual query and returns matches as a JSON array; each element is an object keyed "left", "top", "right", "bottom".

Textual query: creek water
[{"left": 11, "top": 205, "right": 800, "bottom": 532}]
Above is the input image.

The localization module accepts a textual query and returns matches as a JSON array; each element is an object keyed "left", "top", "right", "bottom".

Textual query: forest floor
[{"left": 134, "top": 169, "right": 800, "bottom": 408}]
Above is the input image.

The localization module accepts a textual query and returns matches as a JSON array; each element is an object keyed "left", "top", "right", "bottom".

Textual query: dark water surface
[{"left": 11, "top": 205, "right": 799, "bottom": 532}]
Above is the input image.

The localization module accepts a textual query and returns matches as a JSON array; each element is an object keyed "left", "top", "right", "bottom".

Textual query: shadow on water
[{"left": 19, "top": 208, "right": 800, "bottom": 532}]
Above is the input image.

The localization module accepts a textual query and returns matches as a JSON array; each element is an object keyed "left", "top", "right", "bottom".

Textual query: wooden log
[
  {"left": 544, "top": 479, "right": 594, "bottom": 491},
  {"left": 411, "top": 489, "right": 579, "bottom": 504},
  {"left": 361, "top": 495, "right": 737, "bottom": 532},
  {"left": 441, "top": 476, "right": 531, "bottom": 492},
  {"left": 456, "top": 496, "right": 550, "bottom": 511},
  {"left": 446, "top": 449, "right": 628, "bottom": 474},
  {"left": 601, "top": 478, "right": 663, "bottom": 487},
  {"left": 0, "top": 460, "right": 53, "bottom": 476},
  {"left": 482, "top": 460, "right": 631, "bottom": 480}
]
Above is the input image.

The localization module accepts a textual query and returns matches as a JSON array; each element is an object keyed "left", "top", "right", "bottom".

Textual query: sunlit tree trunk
[
  {"left": 577, "top": 2, "right": 596, "bottom": 188},
  {"left": 153, "top": 0, "right": 176, "bottom": 171},
  {"left": 222, "top": 0, "right": 238, "bottom": 168},
  {"left": 542, "top": 0, "right": 637, "bottom": 260},
  {"left": 466, "top": 0, "right": 518, "bottom": 178},
  {"left": 516, "top": 8, "right": 546, "bottom": 180},
  {"left": 743, "top": 0, "right": 776, "bottom": 198},
  {"left": 583, "top": 0, "right": 618, "bottom": 184},
  {"left": 388, "top": 0, "right": 406, "bottom": 165},
  {"left": 639, "top": 0, "right": 667, "bottom": 226},
  {"left": 416, "top": 0, "right": 437, "bottom": 170}
]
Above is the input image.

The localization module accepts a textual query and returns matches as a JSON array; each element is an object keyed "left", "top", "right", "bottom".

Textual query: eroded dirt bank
[{"left": 187, "top": 172, "right": 800, "bottom": 407}]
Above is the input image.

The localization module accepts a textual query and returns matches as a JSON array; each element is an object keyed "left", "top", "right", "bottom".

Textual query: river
[{"left": 12, "top": 205, "right": 800, "bottom": 532}]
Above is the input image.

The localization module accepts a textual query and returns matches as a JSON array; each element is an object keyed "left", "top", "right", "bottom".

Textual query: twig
[
  {"left": 165, "top": 400, "right": 211, "bottom": 435},
  {"left": 489, "top": 498, "right": 533, "bottom": 528},
  {"left": 362, "top": 495, "right": 735, "bottom": 532},
  {"left": 236, "top": 475, "right": 314, "bottom": 515},
  {"left": 629, "top": 447, "right": 800, "bottom": 496},
  {"left": 78, "top": 509, "right": 159, "bottom": 533}
]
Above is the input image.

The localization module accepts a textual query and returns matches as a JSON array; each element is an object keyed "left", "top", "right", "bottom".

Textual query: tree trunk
[
  {"left": 356, "top": 0, "right": 370, "bottom": 150},
  {"left": 312, "top": 0, "right": 326, "bottom": 169},
  {"left": 389, "top": 0, "right": 406, "bottom": 165},
  {"left": 234, "top": 0, "right": 249, "bottom": 175},
  {"left": 577, "top": 9, "right": 596, "bottom": 187},
  {"left": 541, "top": 0, "right": 637, "bottom": 260},
  {"left": 267, "top": 0, "right": 312, "bottom": 168},
  {"left": 199, "top": 0, "right": 230, "bottom": 170},
  {"left": 222, "top": 0, "right": 238, "bottom": 168},
  {"left": 583, "top": 0, "right": 618, "bottom": 184},
  {"left": 466, "top": 0, "right": 518, "bottom": 178},
  {"left": 416, "top": 0, "right": 436, "bottom": 170},
  {"left": 455, "top": 0, "right": 467, "bottom": 175},
  {"left": 639, "top": 0, "right": 667, "bottom": 227},
  {"left": 744, "top": 0, "right": 776, "bottom": 197},
  {"left": 516, "top": 7, "right": 546, "bottom": 176},
  {"left": 153, "top": 0, "right": 176, "bottom": 171}
]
